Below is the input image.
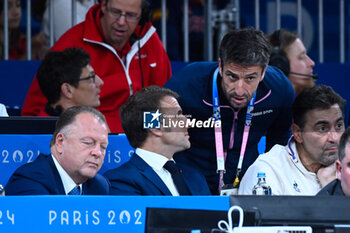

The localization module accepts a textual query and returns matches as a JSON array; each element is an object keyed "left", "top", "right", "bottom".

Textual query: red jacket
[{"left": 21, "top": 4, "right": 172, "bottom": 133}]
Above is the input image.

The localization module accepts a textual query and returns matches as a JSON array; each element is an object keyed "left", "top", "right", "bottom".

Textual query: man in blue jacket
[
  {"left": 165, "top": 28, "right": 295, "bottom": 194},
  {"left": 5, "top": 106, "right": 110, "bottom": 195},
  {"left": 104, "top": 86, "right": 210, "bottom": 195}
]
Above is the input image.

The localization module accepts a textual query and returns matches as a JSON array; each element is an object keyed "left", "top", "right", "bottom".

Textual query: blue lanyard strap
[
  {"left": 212, "top": 68, "right": 225, "bottom": 174},
  {"left": 212, "top": 67, "right": 256, "bottom": 190}
]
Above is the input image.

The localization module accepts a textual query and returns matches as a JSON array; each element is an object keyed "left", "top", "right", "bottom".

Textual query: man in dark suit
[
  {"left": 104, "top": 86, "right": 211, "bottom": 195},
  {"left": 5, "top": 106, "right": 110, "bottom": 195},
  {"left": 318, "top": 127, "right": 350, "bottom": 196}
]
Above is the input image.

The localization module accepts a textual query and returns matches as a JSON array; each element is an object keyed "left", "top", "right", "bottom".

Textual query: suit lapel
[
  {"left": 131, "top": 153, "right": 172, "bottom": 195},
  {"left": 45, "top": 154, "right": 66, "bottom": 194},
  {"left": 178, "top": 164, "right": 197, "bottom": 195}
]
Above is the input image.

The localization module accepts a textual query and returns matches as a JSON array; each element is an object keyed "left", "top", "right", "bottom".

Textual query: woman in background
[{"left": 0, "top": 0, "right": 46, "bottom": 60}]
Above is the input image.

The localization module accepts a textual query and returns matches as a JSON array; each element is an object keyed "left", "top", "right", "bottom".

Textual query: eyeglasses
[
  {"left": 79, "top": 72, "right": 96, "bottom": 83},
  {"left": 106, "top": 5, "right": 140, "bottom": 23}
]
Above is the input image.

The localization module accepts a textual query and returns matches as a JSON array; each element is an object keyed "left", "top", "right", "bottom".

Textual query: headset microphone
[{"left": 289, "top": 72, "right": 318, "bottom": 80}]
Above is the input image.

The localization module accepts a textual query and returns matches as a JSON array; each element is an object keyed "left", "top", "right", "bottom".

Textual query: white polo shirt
[{"left": 238, "top": 140, "right": 321, "bottom": 195}]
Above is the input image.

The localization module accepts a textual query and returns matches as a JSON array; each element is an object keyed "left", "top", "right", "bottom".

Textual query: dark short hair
[
  {"left": 292, "top": 85, "right": 345, "bottom": 129},
  {"left": 338, "top": 127, "right": 350, "bottom": 161},
  {"left": 121, "top": 85, "right": 179, "bottom": 148},
  {"left": 37, "top": 47, "right": 91, "bottom": 105},
  {"left": 50, "top": 106, "right": 107, "bottom": 147},
  {"left": 219, "top": 28, "right": 271, "bottom": 69}
]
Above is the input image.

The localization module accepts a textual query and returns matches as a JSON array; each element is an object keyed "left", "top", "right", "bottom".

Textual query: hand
[
  {"left": 31, "top": 33, "right": 48, "bottom": 60},
  {"left": 317, "top": 162, "right": 336, "bottom": 188}
]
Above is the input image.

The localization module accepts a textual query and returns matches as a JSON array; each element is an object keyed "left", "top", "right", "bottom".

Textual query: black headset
[
  {"left": 269, "top": 29, "right": 290, "bottom": 77},
  {"left": 135, "top": 1, "right": 151, "bottom": 88},
  {"left": 139, "top": 0, "right": 152, "bottom": 29},
  {"left": 100, "top": 0, "right": 152, "bottom": 88}
]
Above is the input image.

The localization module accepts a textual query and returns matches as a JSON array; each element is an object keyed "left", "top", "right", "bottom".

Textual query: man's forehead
[
  {"left": 71, "top": 113, "right": 106, "bottom": 129},
  {"left": 305, "top": 105, "right": 343, "bottom": 124},
  {"left": 108, "top": 0, "right": 142, "bottom": 10},
  {"left": 222, "top": 63, "right": 264, "bottom": 73},
  {"left": 160, "top": 96, "right": 179, "bottom": 107}
]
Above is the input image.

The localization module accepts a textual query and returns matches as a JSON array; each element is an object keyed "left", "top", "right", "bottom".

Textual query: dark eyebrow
[
  {"left": 224, "top": 70, "right": 259, "bottom": 77},
  {"left": 314, "top": 120, "right": 329, "bottom": 126},
  {"left": 314, "top": 117, "right": 344, "bottom": 126},
  {"left": 336, "top": 117, "right": 345, "bottom": 122}
]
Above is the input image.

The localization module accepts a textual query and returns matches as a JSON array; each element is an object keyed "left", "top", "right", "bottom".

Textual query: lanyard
[{"left": 212, "top": 67, "right": 256, "bottom": 191}]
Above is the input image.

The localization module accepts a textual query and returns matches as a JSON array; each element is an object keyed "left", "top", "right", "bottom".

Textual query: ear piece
[
  {"left": 139, "top": 0, "right": 151, "bottom": 28},
  {"left": 269, "top": 29, "right": 290, "bottom": 76}
]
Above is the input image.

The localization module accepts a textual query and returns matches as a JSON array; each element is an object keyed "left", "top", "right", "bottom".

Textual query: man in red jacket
[{"left": 22, "top": 0, "right": 172, "bottom": 133}]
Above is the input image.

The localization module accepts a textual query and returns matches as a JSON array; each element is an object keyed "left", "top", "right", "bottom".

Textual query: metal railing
[{"left": 1, "top": 0, "right": 348, "bottom": 63}]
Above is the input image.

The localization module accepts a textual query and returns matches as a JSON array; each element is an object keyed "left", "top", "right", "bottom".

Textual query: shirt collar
[
  {"left": 52, "top": 154, "right": 82, "bottom": 195},
  {"left": 287, "top": 139, "right": 317, "bottom": 176},
  {"left": 136, "top": 148, "right": 173, "bottom": 171}
]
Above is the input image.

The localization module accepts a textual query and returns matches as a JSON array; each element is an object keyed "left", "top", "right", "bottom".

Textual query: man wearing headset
[
  {"left": 165, "top": 28, "right": 295, "bottom": 195},
  {"left": 267, "top": 29, "right": 316, "bottom": 95},
  {"left": 267, "top": 29, "right": 349, "bottom": 127},
  {"left": 21, "top": 0, "right": 172, "bottom": 133},
  {"left": 239, "top": 85, "right": 345, "bottom": 195}
]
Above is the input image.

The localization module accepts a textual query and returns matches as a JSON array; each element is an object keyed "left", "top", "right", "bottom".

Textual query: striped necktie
[{"left": 68, "top": 186, "right": 81, "bottom": 195}]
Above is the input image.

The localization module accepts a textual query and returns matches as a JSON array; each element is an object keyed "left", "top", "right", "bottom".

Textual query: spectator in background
[
  {"left": 41, "top": 0, "right": 94, "bottom": 45},
  {"left": 5, "top": 106, "right": 110, "bottom": 195},
  {"left": 318, "top": 127, "right": 350, "bottom": 196},
  {"left": 152, "top": 0, "right": 230, "bottom": 61},
  {"left": 104, "top": 86, "right": 210, "bottom": 195},
  {"left": 0, "top": 103, "right": 8, "bottom": 116},
  {"left": 267, "top": 29, "right": 349, "bottom": 127},
  {"left": 267, "top": 29, "right": 316, "bottom": 95},
  {"left": 239, "top": 85, "right": 345, "bottom": 195},
  {"left": 0, "top": 0, "right": 46, "bottom": 60},
  {"left": 36, "top": 47, "right": 103, "bottom": 116},
  {"left": 21, "top": 0, "right": 171, "bottom": 133},
  {"left": 165, "top": 28, "right": 295, "bottom": 194}
]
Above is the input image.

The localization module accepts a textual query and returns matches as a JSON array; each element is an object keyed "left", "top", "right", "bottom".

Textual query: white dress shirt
[
  {"left": 52, "top": 154, "right": 82, "bottom": 195},
  {"left": 136, "top": 148, "right": 180, "bottom": 196}
]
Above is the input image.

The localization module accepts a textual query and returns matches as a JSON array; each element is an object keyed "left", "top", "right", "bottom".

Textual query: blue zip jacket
[{"left": 165, "top": 62, "right": 295, "bottom": 194}]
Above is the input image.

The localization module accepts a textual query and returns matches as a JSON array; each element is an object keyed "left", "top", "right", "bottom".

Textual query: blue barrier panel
[
  {"left": 0, "top": 196, "right": 228, "bottom": 233},
  {"left": 0, "top": 134, "right": 135, "bottom": 186},
  {"left": 0, "top": 61, "right": 189, "bottom": 110},
  {"left": 0, "top": 61, "right": 41, "bottom": 109}
]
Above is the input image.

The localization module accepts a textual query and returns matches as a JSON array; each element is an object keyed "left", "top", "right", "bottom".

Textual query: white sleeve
[{"left": 0, "top": 104, "right": 8, "bottom": 117}]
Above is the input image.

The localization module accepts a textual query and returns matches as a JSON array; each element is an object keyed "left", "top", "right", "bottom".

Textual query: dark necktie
[
  {"left": 163, "top": 161, "right": 190, "bottom": 195},
  {"left": 68, "top": 186, "right": 81, "bottom": 195}
]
